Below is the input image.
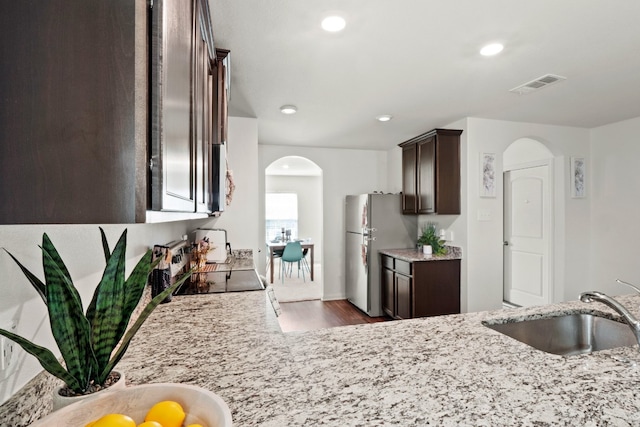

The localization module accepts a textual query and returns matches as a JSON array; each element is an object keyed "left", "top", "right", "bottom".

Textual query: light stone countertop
[
  {"left": 380, "top": 246, "right": 462, "bottom": 262},
  {"left": 6, "top": 291, "right": 640, "bottom": 426},
  {"left": 110, "top": 293, "right": 640, "bottom": 426}
]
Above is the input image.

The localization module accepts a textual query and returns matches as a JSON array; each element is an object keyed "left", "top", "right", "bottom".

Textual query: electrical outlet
[{"left": 0, "top": 321, "right": 17, "bottom": 380}]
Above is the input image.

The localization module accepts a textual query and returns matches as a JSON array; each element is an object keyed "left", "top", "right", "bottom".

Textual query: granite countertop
[
  {"left": 95, "top": 294, "right": 640, "bottom": 425},
  {"left": 7, "top": 291, "right": 640, "bottom": 426},
  {"left": 380, "top": 245, "right": 462, "bottom": 262}
]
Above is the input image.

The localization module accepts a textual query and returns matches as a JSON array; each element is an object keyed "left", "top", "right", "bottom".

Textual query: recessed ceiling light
[
  {"left": 376, "top": 115, "right": 393, "bottom": 122},
  {"left": 480, "top": 43, "right": 504, "bottom": 56},
  {"left": 321, "top": 16, "right": 346, "bottom": 32},
  {"left": 280, "top": 105, "right": 297, "bottom": 114}
]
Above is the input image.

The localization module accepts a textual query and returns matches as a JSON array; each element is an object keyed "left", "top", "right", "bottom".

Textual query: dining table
[{"left": 266, "top": 241, "right": 314, "bottom": 284}]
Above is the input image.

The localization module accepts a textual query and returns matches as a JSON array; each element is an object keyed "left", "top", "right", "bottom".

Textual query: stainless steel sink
[{"left": 483, "top": 313, "right": 638, "bottom": 356}]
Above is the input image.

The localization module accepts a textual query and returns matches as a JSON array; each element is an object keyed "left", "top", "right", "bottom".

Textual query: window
[{"left": 265, "top": 193, "right": 298, "bottom": 242}]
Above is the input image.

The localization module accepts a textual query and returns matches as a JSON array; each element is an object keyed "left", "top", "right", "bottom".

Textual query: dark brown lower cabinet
[
  {"left": 395, "top": 273, "right": 412, "bottom": 319},
  {"left": 381, "top": 254, "right": 460, "bottom": 319}
]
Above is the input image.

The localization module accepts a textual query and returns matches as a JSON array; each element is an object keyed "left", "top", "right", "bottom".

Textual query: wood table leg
[
  {"left": 310, "top": 245, "right": 314, "bottom": 281},
  {"left": 269, "top": 247, "right": 274, "bottom": 284}
]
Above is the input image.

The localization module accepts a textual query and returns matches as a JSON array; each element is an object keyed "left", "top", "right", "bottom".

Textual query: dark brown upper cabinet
[
  {"left": 0, "top": 0, "right": 148, "bottom": 224},
  {"left": 150, "top": 0, "right": 198, "bottom": 213},
  {"left": 214, "top": 48, "right": 230, "bottom": 146},
  {"left": 0, "top": 0, "right": 227, "bottom": 223},
  {"left": 151, "top": 0, "right": 223, "bottom": 215},
  {"left": 399, "top": 128, "right": 462, "bottom": 215}
]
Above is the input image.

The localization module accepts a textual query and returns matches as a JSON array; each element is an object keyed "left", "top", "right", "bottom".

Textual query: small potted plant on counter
[
  {"left": 0, "top": 228, "right": 192, "bottom": 410},
  {"left": 417, "top": 222, "right": 447, "bottom": 256}
]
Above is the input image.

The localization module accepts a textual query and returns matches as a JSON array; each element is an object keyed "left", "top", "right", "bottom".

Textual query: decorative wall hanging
[
  {"left": 480, "top": 152, "right": 497, "bottom": 198},
  {"left": 225, "top": 163, "right": 235, "bottom": 206},
  {"left": 570, "top": 156, "right": 586, "bottom": 198}
]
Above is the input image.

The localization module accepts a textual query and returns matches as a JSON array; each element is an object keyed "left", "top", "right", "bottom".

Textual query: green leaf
[
  {"left": 99, "top": 268, "right": 194, "bottom": 380},
  {"left": 88, "top": 230, "right": 128, "bottom": 379},
  {"left": 3, "top": 249, "right": 47, "bottom": 304},
  {"left": 0, "top": 329, "right": 82, "bottom": 392},
  {"left": 42, "top": 234, "right": 73, "bottom": 288},
  {"left": 120, "top": 250, "right": 155, "bottom": 332},
  {"left": 42, "top": 247, "right": 95, "bottom": 392},
  {"left": 99, "top": 227, "right": 112, "bottom": 263}
]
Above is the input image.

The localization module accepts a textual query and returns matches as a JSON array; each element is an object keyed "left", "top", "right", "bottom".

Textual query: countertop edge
[{"left": 379, "top": 246, "right": 462, "bottom": 262}]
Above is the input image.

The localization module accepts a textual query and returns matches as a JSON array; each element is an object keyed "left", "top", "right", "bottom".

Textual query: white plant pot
[
  {"left": 52, "top": 371, "right": 126, "bottom": 412},
  {"left": 422, "top": 245, "right": 432, "bottom": 255}
]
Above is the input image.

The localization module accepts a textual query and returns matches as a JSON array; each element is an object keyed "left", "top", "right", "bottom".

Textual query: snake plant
[{"left": 0, "top": 228, "right": 191, "bottom": 395}]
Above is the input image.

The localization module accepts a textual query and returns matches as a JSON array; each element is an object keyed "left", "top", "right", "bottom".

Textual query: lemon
[
  {"left": 90, "top": 413, "right": 136, "bottom": 427},
  {"left": 137, "top": 422, "right": 163, "bottom": 427},
  {"left": 144, "top": 400, "right": 186, "bottom": 427},
  {"left": 186, "top": 424, "right": 206, "bottom": 427}
]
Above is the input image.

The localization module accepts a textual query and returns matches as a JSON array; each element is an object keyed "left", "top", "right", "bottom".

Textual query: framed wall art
[
  {"left": 480, "top": 152, "right": 497, "bottom": 198},
  {"left": 570, "top": 156, "right": 586, "bottom": 198}
]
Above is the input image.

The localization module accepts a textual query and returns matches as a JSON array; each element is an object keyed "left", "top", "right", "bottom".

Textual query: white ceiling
[{"left": 210, "top": 0, "right": 640, "bottom": 151}]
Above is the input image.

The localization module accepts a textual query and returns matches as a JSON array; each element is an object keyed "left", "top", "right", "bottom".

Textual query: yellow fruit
[
  {"left": 85, "top": 421, "right": 96, "bottom": 427},
  {"left": 186, "top": 424, "right": 206, "bottom": 427},
  {"left": 91, "top": 413, "right": 136, "bottom": 427},
  {"left": 138, "top": 422, "right": 163, "bottom": 427},
  {"left": 145, "top": 400, "right": 186, "bottom": 427}
]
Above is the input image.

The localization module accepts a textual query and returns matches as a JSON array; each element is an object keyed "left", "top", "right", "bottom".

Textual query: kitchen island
[{"left": 4, "top": 291, "right": 640, "bottom": 426}]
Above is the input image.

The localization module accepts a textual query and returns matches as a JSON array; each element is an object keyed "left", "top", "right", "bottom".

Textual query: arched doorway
[
  {"left": 503, "top": 138, "right": 555, "bottom": 307},
  {"left": 264, "top": 156, "right": 324, "bottom": 302}
]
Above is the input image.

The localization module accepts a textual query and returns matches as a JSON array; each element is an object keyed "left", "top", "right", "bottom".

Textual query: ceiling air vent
[{"left": 510, "top": 74, "right": 567, "bottom": 95}]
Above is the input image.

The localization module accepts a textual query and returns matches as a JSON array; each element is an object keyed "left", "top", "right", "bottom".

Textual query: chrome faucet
[{"left": 580, "top": 289, "right": 640, "bottom": 347}]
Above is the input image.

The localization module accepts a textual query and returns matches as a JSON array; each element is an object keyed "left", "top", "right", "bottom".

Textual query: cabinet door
[
  {"left": 401, "top": 144, "right": 417, "bottom": 214},
  {"left": 413, "top": 260, "right": 461, "bottom": 317},
  {"left": 194, "top": 0, "right": 212, "bottom": 213},
  {"left": 151, "top": 0, "right": 196, "bottom": 212},
  {"left": 214, "top": 49, "right": 230, "bottom": 145},
  {"left": 0, "top": 0, "right": 142, "bottom": 224},
  {"left": 395, "top": 273, "right": 412, "bottom": 319},
  {"left": 381, "top": 267, "right": 395, "bottom": 318},
  {"left": 417, "top": 137, "right": 435, "bottom": 214},
  {"left": 434, "top": 133, "right": 461, "bottom": 214}
]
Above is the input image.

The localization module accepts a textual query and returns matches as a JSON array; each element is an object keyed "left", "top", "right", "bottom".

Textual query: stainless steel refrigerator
[{"left": 345, "top": 194, "right": 417, "bottom": 316}]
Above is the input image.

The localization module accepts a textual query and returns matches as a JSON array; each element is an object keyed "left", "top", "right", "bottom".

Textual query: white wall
[
  {"left": 464, "top": 118, "right": 592, "bottom": 311},
  {"left": 265, "top": 175, "right": 323, "bottom": 262},
  {"left": 260, "top": 145, "right": 388, "bottom": 300},
  {"left": 590, "top": 116, "right": 640, "bottom": 295},
  {"left": 0, "top": 218, "right": 212, "bottom": 404},
  {"left": 201, "top": 117, "right": 260, "bottom": 254},
  {"left": 387, "top": 118, "right": 592, "bottom": 313}
]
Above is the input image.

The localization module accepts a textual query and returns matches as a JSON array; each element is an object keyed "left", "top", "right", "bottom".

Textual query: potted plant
[
  {"left": 0, "top": 228, "right": 191, "bottom": 407},
  {"left": 417, "top": 222, "right": 447, "bottom": 256}
]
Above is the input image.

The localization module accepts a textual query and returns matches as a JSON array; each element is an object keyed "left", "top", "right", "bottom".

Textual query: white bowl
[{"left": 31, "top": 383, "right": 233, "bottom": 427}]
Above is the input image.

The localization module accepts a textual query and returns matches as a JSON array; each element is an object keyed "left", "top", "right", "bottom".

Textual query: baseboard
[
  {"left": 321, "top": 293, "right": 345, "bottom": 301},
  {"left": 502, "top": 300, "right": 521, "bottom": 309}
]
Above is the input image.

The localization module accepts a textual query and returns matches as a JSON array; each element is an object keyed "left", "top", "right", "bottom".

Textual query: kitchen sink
[{"left": 483, "top": 313, "right": 638, "bottom": 356}]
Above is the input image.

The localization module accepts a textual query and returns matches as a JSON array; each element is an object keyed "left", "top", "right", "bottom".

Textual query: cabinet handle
[{"left": 503, "top": 241, "right": 509, "bottom": 246}]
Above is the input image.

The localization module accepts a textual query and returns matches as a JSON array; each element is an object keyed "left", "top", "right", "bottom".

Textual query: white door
[{"left": 504, "top": 165, "right": 551, "bottom": 307}]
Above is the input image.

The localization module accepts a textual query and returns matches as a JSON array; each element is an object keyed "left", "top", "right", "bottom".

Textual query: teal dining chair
[{"left": 281, "top": 241, "right": 305, "bottom": 283}]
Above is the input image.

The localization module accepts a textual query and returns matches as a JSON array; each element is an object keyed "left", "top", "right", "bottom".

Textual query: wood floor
[{"left": 277, "top": 299, "right": 390, "bottom": 332}]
